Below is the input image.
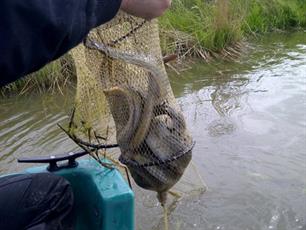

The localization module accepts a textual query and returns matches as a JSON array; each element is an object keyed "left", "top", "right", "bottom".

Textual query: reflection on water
[
  {"left": 1, "top": 32, "right": 306, "bottom": 229},
  {"left": 168, "top": 32, "right": 306, "bottom": 230}
]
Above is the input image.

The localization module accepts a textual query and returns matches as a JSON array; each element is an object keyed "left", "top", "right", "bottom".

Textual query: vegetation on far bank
[
  {"left": 1, "top": 0, "right": 305, "bottom": 96},
  {"left": 0, "top": 56, "right": 75, "bottom": 97},
  {"left": 159, "top": 0, "right": 306, "bottom": 57}
]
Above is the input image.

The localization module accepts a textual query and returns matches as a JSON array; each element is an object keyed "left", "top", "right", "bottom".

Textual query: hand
[{"left": 120, "top": 0, "right": 171, "bottom": 20}]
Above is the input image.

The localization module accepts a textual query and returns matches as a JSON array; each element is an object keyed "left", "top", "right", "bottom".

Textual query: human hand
[{"left": 120, "top": 0, "right": 171, "bottom": 20}]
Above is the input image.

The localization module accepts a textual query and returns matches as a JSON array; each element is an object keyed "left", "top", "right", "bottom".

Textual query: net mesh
[{"left": 69, "top": 11, "right": 194, "bottom": 205}]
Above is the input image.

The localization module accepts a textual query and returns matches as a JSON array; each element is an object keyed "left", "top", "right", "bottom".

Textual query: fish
[
  {"left": 87, "top": 38, "right": 163, "bottom": 148},
  {"left": 128, "top": 103, "right": 193, "bottom": 205},
  {"left": 87, "top": 38, "right": 193, "bottom": 205},
  {"left": 103, "top": 85, "right": 143, "bottom": 150}
]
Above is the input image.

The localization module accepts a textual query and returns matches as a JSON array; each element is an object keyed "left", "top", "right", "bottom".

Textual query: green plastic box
[{"left": 23, "top": 159, "right": 134, "bottom": 230}]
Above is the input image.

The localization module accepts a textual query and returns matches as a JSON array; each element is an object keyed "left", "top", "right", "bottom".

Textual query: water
[
  {"left": 0, "top": 89, "right": 78, "bottom": 173},
  {"left": 1, "top": 32, "right": 306, "bottom": 229}
]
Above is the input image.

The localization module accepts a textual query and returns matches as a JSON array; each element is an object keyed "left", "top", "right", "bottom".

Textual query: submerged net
[{"left": 69, "top": 11, "right": 195, "bottom": 205}]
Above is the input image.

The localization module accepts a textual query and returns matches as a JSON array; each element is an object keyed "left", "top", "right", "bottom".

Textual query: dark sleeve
[{"left": 0, "top": 0, "right": 122, "bottom": 86}]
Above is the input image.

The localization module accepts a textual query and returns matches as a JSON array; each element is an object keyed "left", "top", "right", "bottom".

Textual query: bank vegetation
[{"left": 1, "top": 0, "right": 305, "bottom": 95}]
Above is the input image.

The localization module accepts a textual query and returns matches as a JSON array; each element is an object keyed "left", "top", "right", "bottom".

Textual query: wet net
[{"left": 69, "top": 11, "right": 195, "bottom": 206}]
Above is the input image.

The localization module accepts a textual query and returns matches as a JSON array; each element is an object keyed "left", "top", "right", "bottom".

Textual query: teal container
[{"left": 23, "top": 159, "right": 134, "bottom": 230}]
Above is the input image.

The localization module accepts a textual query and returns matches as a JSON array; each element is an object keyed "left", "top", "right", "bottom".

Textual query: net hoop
[{"left": 119, "top": 141, "right": 195, "bottom": 168}]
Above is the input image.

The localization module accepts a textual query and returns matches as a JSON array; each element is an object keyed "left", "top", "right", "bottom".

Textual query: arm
[
  {"left": 0, "top": 0, "right": 121, "bottom": 86},
  {"left": 0, "top": 0, "right": 171, "bottom": 87}
]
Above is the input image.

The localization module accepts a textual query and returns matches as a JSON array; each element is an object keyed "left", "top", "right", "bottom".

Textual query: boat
[{"left": 3, "top": 150, "right": 135, "bottom": 230}]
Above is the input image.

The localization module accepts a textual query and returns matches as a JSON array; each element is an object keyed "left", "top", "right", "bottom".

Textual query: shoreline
[{"left": 1, "top": 0, "right": 305, "bottom": 96}]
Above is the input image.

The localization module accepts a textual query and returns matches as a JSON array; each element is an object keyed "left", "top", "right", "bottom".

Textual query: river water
[{"left": 0, "top": 32, "right": 305, "bottom": 230}]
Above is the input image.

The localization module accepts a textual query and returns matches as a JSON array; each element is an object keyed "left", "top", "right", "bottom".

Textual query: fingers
[{"left": 120, "top": 0, "right": 171, "bottom": 20}]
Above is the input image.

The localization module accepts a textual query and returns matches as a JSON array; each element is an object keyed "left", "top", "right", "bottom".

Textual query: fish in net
[{"left": 66, "top": 11, "right": 205, "bottom": 228}]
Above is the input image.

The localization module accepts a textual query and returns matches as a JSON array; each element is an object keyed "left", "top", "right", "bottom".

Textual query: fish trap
[{"left": 69, "top": 11, "right": 194, "bottom": 206}]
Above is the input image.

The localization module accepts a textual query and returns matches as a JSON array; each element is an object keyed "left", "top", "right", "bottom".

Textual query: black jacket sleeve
[{"left": 0, "top": 0, "right": 122, "bottom": 86}]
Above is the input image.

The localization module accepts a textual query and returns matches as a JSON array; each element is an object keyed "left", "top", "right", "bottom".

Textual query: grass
[
  {"left": 1, "top": 0, "right": 305, "bottom": 95},
  {"left": 0, "top": 55, "right": 75, "bottom": 97},
  {"left": 243, "top": 0, "right": 306, "bottom": 33},
  {"left": 159, "top": 0, "right": 306, "bottom": 57}
]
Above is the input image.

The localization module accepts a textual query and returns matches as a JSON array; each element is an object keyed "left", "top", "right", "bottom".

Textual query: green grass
[
  {"left": 1, "top": 0, "right": 305, "bottom": 95},
  {"left": 163, "top": 0, "right": 243, "bottom": 50},
  {"left": 243, "top": 0, "right": 306, "bottom": 33},
  {"left": 159, "top": 0, "right": 306, "bottom": 55}
]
